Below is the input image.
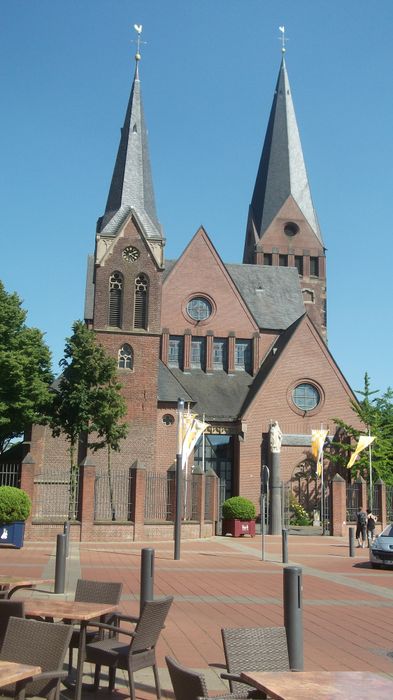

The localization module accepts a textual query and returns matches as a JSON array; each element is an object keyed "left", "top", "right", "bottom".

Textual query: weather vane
[
  {"left": 278, "top": 26, "right": 288, "bottom": 53},
  {"left": 132, "top": 24, "right": 147, "bottom": 61}
]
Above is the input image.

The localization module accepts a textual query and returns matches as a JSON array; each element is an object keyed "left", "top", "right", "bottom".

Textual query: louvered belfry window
[
  {"left": 134, "top": 274, "right": 148, "bottom": 329},
  {"left": 109, "top": 272, "right": 123, "bottom": 327}
]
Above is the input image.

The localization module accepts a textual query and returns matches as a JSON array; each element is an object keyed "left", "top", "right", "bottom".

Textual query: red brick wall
[{"left": 238, "top": 316, "right": 362, "bottom": 507}]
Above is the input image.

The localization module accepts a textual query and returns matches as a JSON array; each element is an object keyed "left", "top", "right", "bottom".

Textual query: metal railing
[
  {"left": 94, "top": 470, "right": 133, "bottom": 521},
  {"left": 0, "top": 464, "right": 21, "bottom": 488},
  {"left": 346, "top": 483, "right": 361, "bottom": 522},
  {"left": 33, "top": 470, "right": 79, "bottom": 520},
  {"left": 144, "top": 471, "right": 175, "bottom": 521}
]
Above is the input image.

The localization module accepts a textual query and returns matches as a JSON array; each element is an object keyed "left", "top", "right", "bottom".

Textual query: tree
[
  {"left": 329, "top": 373, "right": 393, "bottom": 484},
  {"left": 89, "top": 380, "right": 128, "bottom": 520},
  {"left": 49, "top": 321, "right": 128, "bottom": 519},
  {"left": 0, "top": 281, "right": 53, "bottom": 454}
]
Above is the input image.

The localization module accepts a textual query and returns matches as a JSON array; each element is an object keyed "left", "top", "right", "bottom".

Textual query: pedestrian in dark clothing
[
  {"left": 356, "top": 507, "right": 367, "bottom": 548},
  {"left": 367, "top": 509, "right": 377, "bottom": 546}
]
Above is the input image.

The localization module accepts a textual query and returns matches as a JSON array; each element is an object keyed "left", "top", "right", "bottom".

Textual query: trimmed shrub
[
  {"left": 222, "top": 496, "right": 256, "bottom": 521},
  {"left": 0, "top": 486, "right": 31, "bottom": 524}
]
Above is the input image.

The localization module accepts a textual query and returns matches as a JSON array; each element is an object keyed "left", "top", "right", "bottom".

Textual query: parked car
[{"left": 369, "top": 524, "right": 393, "bottom": 568}]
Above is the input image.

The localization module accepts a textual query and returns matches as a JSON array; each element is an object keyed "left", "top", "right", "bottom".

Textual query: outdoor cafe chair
[
  {"left": 68, "top": 578, "right": 122, "bottom": 673},
  {"left": 221, "top": 627, "right": 290, "bottom": 697},
  {"left": 166, "top": 655, "right": 257, "bottom": 700},
  {"left": 0, "top": 602, "right": 24, "bottom": 652},
  {"left": 0, "top": 616, "right": 73, "bottom": 700},
  {"left": 84, "top": 596, "right": 173, "bottom": 700}
]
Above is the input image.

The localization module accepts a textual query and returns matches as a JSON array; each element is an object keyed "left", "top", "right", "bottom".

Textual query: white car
[{"left": 369, "top": 524, "right": 393, "bottom": 568}]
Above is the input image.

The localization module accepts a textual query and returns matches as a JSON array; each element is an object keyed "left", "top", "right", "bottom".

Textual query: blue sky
[{"left": 1, "top": 1, "right": 392, "bottom": 397}]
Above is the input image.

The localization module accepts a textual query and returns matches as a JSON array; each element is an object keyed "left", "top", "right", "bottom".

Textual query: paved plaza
[{"left": 2, "top": 533, "right": 393, "bottom": 698}]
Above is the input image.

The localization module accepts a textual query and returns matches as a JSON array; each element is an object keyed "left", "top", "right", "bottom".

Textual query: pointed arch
[
  {"left": 118, "top": 343, "right": 133, "bottom": 370},
  {"left": 134, "top": 273, "right": 148, "bottom": 329},
  {"left": 109, "top": 271, "right": 123, "bottom": 327}
]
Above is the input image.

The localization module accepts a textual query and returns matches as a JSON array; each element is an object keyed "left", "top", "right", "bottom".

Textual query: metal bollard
[
  {"left": 140, "top": 548, "right": 155, "bottom": 615},
  {"left": 282, "top": 528, "right": 288, "bottom": 563},
  {"left": 54, "top": 533, "right": 66, "bottom": 594},
  {"left": 283, "top": 566, "right": 304, "bottom": 671},
  {"left": 63, "top": 520, "right": 70, "bottom": 558},
  {"left": 349, "top": 526, "right": 355, "bottom": 557}
]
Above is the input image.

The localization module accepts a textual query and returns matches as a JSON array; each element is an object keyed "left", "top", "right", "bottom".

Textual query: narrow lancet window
[
  {"left": 134, "top": 274, "right": 148, "bottom": 329},
  {"left": 109, "top": 272, "right": 123, "bottom": 327}
]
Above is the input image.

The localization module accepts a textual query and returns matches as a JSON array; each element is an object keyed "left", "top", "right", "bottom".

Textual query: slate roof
[
  {"left": 159, "top": 366, "right": 253, "bottom": 421},
  {"left": 226, "top": 263, "right": 304, "bottom": 330},
  {"left": 248, "top": 57, "right": 323, "bottom": 245},
  {"left": 97, "top": 61, "right": 163, "bottom": 240},
  {"left": 84, "top": 255, "right": 95, "bottom": 321},
  {"left": 158, "top": 361, "right": 193, "bottom": 403}
]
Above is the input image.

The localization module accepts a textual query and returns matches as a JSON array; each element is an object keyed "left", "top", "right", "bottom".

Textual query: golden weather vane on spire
[
  {"left": 132, "top": 24, "right": 147, "bottom": 61},
  {"left": 278, "top": 26, "right": 288, "bottom": 53}
]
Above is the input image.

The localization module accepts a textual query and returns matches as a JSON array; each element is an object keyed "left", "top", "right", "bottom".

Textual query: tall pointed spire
[
  {"left": 245, "top": 56, "right": 322, "bottom": 250},
  {"left": 97, "top": 48, "right": 162, "bottom": 240}
]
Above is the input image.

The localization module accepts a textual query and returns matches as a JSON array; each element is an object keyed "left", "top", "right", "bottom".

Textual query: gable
[
  {"left": 241, "top": 315, "right": 361, "bottom": 433},
  {"left": 259, "top": 196, "right": 324, "bottom": 254},
  {"left": 162, "top": 228, "right": 258, "bottom": 334}
]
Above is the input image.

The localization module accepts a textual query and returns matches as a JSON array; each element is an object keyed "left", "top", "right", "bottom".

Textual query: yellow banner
[
  {"left": 346, "top": 435, "right": 375, "bottom": 469},
  {"left": 311, "top": 429, "right": 328, "bottom": 477},
  {"left": 182, "top": 416, "right": 210, "bottom": 468}
]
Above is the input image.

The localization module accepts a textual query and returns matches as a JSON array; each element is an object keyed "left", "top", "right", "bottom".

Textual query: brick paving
[{"left": 2, "top": 533, "right": 393, "bottom": 698}]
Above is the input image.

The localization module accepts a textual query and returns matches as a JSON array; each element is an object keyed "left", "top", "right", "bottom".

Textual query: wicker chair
[
  {"left": 166, "top": 655, "right": 252, "bottom": 700},
  {"left": 221, "top": 627, "right": 290, "bottom": 697},
  {"left": 68, "top": 578, "right": 123, "bottom": 672},
  {"left": 0, "top": 601, "right": 24, "bottom": 651},
  {"left": 0, "top": 616, "right": 73, "bottom": 700},
  {"left": 84, "top": 596, "right": 173, "bottom": 700}
]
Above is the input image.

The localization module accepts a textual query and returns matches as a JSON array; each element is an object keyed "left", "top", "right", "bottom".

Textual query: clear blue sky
[{"left": 1, "top": 1, "right": 392, "bottom": 397}]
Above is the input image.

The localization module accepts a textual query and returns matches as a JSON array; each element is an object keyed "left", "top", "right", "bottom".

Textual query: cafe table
[
  {"left": 0, "top": 577, "right": 53, "bottom": 599},
  {"left": 0, "top": 660, "right": 42, "bottom": 688},
  {"left": 240, "top": 670, "right": 393, "bottom": 699},
  {"left": 21, "top": 598, "right": 118, "bottom": 700}
]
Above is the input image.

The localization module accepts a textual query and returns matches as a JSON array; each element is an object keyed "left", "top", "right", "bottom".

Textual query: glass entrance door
[{"left": 194, "top": 434, "right": 233, "bottom": 502}]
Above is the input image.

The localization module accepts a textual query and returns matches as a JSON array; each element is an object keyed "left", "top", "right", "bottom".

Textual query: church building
[{"left": 29, "top": 43, "right": 359, "bottom": 514}]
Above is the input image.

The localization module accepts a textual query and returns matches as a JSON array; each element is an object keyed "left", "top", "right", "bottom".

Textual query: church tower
[
  {"left": 84, "top": 42, "right": 164, "bottom": 470},
  {"left": 243, "top": 53, "right": 327, "bottom": 339}
]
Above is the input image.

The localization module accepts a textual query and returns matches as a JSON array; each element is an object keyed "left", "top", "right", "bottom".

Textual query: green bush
[
  {"left": 290, "top": 495, "right": 312, "bottom": 526},
  {"left": 0, "top": 486, "right": 31, "bottom": 524},
  {"left": 222, "top": 496, "right": 256, "bottom": 521}
]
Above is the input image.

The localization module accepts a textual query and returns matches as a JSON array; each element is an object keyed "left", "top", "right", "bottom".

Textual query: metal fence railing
[
  {"left": 33, "top": 470, "right": 79, "bottom": 520},
  {"left": 0, "top": 464, "right": 21, "bottom": 488},
  {"left": 94, "top": 470, "right": 133, "bottom": 521},
  {"left": 346, "top": 483, "right": 361, "bottom": 523},
  {"left": 144, "top": 472, "right": 175, "bottom": 521},
  {"left": 386, "top": 486, "right": 393, "bottom": 522}
]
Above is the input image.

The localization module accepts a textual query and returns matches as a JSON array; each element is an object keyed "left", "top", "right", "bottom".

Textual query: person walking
[
  {"left": 367, "top": 508, "right": 377, "bottom": 546},
  {"left": 356, "top": 507, "right": 367, "bottom": 548}
]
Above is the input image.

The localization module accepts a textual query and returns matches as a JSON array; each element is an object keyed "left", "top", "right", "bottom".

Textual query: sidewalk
[{"left": 2, "top": 533, "right": 393, "bottom": 698}]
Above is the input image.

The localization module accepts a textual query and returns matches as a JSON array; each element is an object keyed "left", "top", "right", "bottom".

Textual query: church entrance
[{"left": 194, "top": 434, "right": 234, "bottom": 504}]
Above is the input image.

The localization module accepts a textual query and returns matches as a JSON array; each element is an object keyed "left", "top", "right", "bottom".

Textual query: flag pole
[
  {"left": 174, "top": 398, "right": 184, "bottom": 560},
  {"left": 368, "top": 427, "right": 373, "bottom": 511},
  {"left": 202, "top": 413, "right": 206, "bottom": 473}
]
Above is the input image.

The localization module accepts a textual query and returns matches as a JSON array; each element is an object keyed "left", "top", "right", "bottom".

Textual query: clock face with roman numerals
[{"left": 122, "top": 246, "right": 140, "bottom": 262}]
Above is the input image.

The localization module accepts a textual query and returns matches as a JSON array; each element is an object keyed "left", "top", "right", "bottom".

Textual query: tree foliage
[
  {"left": 329, "top": 373, "right": 393, "bottom": 484},
  {"left": 0, "top": 281, "right": 53, "bottom": 453},
  {"left": 49, "top": 321, "right": 128, "bottom": 519}
]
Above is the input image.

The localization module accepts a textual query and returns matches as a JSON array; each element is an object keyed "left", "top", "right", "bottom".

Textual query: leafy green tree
[
  {"left": 329, "top": 373, "right": 393, "bottom": 484},
  {"left": 49, "top": 321, "right": 127, "bottom": 519},
  {"left": 0, "top": 281, "right": 53, "bottom": 453},
  {"left": 89, "top": 380, "right": 128, "bottom": 520}
]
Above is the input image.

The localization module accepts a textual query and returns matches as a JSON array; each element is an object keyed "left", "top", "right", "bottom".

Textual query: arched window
[
  {"left": 118, "top": 344, "right": 133, "bottom": 370},
  {"left": 134, "top": 274, "right": 148, "bottom": 329},
  {"left": 109, "top": 272, "right": 123, "bottom": 327}
]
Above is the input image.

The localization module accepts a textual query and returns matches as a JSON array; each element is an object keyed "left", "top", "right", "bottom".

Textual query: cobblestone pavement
[{"left": 2, "top": 533, "right": 393, "bottom": 698}]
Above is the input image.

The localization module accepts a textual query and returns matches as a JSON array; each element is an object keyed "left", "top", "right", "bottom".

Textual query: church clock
[{"left": 122, "top": 246, "right": 140, "bottom": 262}]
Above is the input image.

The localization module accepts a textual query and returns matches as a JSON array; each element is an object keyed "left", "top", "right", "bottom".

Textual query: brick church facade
[{"left": 28, "top": 48, "right": 360, "bottom": 525}]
